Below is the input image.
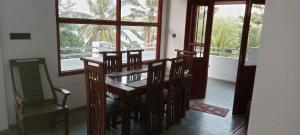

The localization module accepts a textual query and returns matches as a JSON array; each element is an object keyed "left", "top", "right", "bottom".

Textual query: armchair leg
[
  {"left": 16, "top": 112, "right": 24, "bottom": 135},
  {"left": 19, "top": 118, "right": 24, "bottom": 135},
  {"left": 64, "top": 109, "right": 69, "bottom": 135}
]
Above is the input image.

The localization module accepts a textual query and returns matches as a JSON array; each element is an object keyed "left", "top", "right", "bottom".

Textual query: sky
[{"left": 215, "top": 5, "right": 246, "bottom": 18}]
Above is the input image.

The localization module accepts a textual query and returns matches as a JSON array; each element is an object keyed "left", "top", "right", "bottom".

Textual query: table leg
[{"left": 122, "top": 98, "right": 131, "bottom": 135}]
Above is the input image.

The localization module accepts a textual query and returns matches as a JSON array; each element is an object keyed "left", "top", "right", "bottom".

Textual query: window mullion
[{"left": 116, "top": 0, "right": 121, "bottom": 52}]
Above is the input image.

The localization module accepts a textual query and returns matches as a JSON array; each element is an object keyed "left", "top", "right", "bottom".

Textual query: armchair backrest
[{"left": 10, "top": 58, "right": 56, "bottom": 105}]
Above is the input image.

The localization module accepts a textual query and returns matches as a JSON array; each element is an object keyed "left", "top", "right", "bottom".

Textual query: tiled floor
[{"left": 1, "top": 79, "right": 245, "bottom": 135}]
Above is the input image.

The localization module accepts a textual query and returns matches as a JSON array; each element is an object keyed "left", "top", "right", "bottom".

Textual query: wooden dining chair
[
  {"left": 100, "top": 51, "right": 123, "bottom": 99},
  {"left": 174, "top": 49, "right": 195, "bottom": 111},
  {"left": 174, "top": 49, "right": 196, "bottom": 73},
  {"left": 82, "top": 59, "right": 122, "bottom": 135},
  {"left": 10, "top": 58, "right": 71, "bottom": 135},
  {"left": 165, "top": 57, "right": 186, "bottom": 128},
  {"left": 100, "top": 51, "right": 123, "bottom": 74},
  {"left": 126, "top": 50, "right": 143, "bottom": 71},
  {"left": 145, "top": 59, "right": 167, "bottom": 135}
]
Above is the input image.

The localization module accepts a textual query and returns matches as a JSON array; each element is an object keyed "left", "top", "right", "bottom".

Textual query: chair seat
[
  {"left": 106, "top": 98, "right": 122, "bottom": 113},
  {"left": 22, "top": 101, "right": 67, "bottom": 117}
]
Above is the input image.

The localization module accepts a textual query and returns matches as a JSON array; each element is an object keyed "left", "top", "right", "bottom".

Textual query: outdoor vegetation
[
  {"left": 59, "top": 0, "right": 158, "bottom": 59},
  {"left": 196, "top": 5, "right": 264, "bottom": 58}
]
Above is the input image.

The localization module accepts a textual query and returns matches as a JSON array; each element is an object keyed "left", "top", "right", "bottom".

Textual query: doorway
[
  {"left": 206, "top": 4, "right": 245, "bottom": 110},
  {"left": 184, "top": 0, "right": 266, "bottom": 116}
]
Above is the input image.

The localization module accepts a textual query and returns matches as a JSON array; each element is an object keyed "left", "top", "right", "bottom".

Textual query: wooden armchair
[{"left": 9, "top": 58, "right": 70, "bottom": 135}]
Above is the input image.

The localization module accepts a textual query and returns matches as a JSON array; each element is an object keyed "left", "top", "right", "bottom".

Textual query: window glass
[
  {"left": 121, "top": 0, "right": 158, "bottom": 22},
  {"left": 60, "top": 23, "right": 116, "bottom": 71},
  {"left": 58, "top": 0, "right": 116, "bottom": 20},
  {"left": 245, "top": 4, "right": 265, "bottom": 65},
  {"left": 121, "top": 26, "right": 157, "bottom": 61}
]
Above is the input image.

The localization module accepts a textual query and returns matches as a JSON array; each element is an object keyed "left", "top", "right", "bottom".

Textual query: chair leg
[
  {"left": 19, "top": 117, "right": 24, "bottom": 135},
  {"left": 106, "top": 115, "right": 111, "bottom": 129},
  {"left": 64, "top": 109, "right": 69, "bottom": 135},
  {"left": 51, "top": 115, "right": 55, "bottom": 128},
  {"left": 133, "top": 109, "right": 139, "bottom": 122},
  {"left": 111, "top": 114, "right": 117, "bottom": 128}
]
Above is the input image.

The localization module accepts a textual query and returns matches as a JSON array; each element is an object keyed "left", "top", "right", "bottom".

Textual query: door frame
[
  {"left": 183, "top": 0, "right": 215, "bottom": 99},
  {"left": 184, "top": 0, "right": 266, "bottom": 115},
  {"left": 232, "top": 0, "right": 266, "bottom": 115}
]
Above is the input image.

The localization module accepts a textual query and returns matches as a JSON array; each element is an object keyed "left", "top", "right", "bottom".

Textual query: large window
[{"left": 56, "top": 0, "right": 162, "bottom": 75}]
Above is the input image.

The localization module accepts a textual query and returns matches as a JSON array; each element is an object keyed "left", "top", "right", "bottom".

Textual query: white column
[
  {"left": 248, "top": 0, "right": 300, "bottom": 135},
  {"left": 0, "top": 0, "right": 9, "bottom": 131}
]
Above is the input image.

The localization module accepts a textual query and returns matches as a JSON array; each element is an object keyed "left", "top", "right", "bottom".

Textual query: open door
[
  {"left": 233, "top": 0, "right": 265, "bottom": 115},
  {"left": 184, "top": 0, "right": 215, "bottom": 99}
]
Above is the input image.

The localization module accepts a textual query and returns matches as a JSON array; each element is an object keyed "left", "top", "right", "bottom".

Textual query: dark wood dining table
[
  {"left": 81, "top": 57, "right": 192, "bottom": 135},
  {"left": 105, "top": 68, "right": 192, "bottom": 135}
]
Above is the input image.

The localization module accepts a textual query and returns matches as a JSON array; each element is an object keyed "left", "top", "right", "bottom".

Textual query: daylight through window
[{"left": 56, "top": 0, "right": 162, "bottom": 75}]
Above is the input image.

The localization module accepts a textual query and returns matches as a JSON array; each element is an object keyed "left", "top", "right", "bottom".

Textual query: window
[{"left": 56, "top": 0, "right": 162, "bottom": 75}]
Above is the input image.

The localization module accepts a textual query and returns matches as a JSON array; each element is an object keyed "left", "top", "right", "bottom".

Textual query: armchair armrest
[
  {"left": 15, "top": 95, "right": 25, "bottom": 114},
  {"left": 55, "top": 88, "right": 71, "bottom": 96},
  {"left": 54, "top": 88, "right": 71, "bottom": 108},
  {"left": 15, "top": 95, "right": 25, "bottom": 104}
]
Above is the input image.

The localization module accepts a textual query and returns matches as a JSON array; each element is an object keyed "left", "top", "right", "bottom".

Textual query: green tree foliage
[
  {"left": 60, "top": 24, "right": 85, "bottom": 48},
  {"left": 212, "top": 17, "right": 241, "bottom": 50},
  {"left": 196, "top": 5, "right": 264, "bottom": 58}
]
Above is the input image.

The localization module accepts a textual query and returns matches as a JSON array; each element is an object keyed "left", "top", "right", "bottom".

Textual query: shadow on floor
[{"left": 1, "top": 79, "right": 245, "bottom": 135}]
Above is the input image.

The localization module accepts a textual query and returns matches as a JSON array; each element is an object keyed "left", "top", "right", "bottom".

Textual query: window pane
[
  {"left": 121, "top": 26, "right": 157, "bottom": 61},
  {"left": 245, "top": 4, "right": 265, "bottom": 65},
  {"left": 58, "top": 0, "right": 116, "bottom": 20},
  {"left": 60, "top": 23, "right": 116, "bottom": 71},
  {"left": 195, "top": 6, "right": 208, "bottom": 44},
  {"left": 121, "top": 0, "right": 158, "bottom": 22}
]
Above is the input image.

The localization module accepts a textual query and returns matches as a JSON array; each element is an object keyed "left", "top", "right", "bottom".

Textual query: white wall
[
  {"left": 208, "top": 48, "right": 259, "bottom": 82},
  {"left": 165, "top": 0, "right": 188, "bottom": 58},
  {"left": 0, "top": 0, "right": 169, "bottom": 126},
  {"left": 0, "top": 0, "right": 89, "bottom": 125},
  {"left": 208, "top": 56, "right": 238, "bottom": 82},
  {"left": 0, "top": 0, "right": 9, "bottom": 130},
  {"left": 248, "top": 0, "right": 300, "bottom": 135}
]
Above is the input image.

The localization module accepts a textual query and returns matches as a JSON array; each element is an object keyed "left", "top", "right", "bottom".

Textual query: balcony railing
[
  {"left": 61, "top": 43, "right": 156, "bottom": 59},
  {"left": 210, "top": 47, "right": 240, "bottom": 58}
]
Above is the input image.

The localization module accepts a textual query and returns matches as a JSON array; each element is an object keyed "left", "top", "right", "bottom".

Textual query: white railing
[
  {"left": 60, "top": 43, "right": 156, "bottom": 59},
  {"left": 210, "top": 47, "right": 240, "bottom": 58}
]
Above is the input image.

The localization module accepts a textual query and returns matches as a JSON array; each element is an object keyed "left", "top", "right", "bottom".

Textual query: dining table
[{"left": 81, "top": 57, "right": 192, "bottom": 135}]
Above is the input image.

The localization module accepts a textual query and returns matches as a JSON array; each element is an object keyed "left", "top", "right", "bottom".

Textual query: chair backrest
[
  {"left": 101, "top": 51, "right": 122, "bottom": 74},
  {"left": 169, "top": 57, "right": 186, "bottom": 83},
  {"left": 145, "top": 59, "right": 166, "bottom": 134},
  {"left": 175, "top": 49, "right": 196, "bottom": 73},
  {"left": 126, "top": 50, "right": 143, "bottom": 71},
  {"left": 9, "top": 58, "right": 56, "bottom": 105},
  {"left": 166, "top": 57, "right": 186, "bottom": 125},
  {"left": 82, "top": 59, "right": 106, "bottom": 135}
]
